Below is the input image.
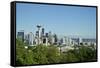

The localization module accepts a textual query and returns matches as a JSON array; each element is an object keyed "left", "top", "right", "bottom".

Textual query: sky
[{"left": 16, "top": 3, "right": 96, "bottom": 38}]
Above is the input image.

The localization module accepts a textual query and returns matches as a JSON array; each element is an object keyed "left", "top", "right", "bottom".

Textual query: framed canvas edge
[{"left": 10, "top": 1, "right": 98, "bottom": 67}]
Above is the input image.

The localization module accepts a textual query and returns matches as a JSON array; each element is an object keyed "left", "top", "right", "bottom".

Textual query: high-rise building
[
  {"left": 45, "top": 33, "right": 48, "bottom": 37},
  {"left": 36, "top": 31, "right": 39, "bottom": 37},
  {"left": 24, "top": 34, "right": 29, "bottom": 44},
  {"left": 52, "top": 35, "right": 55, "bottom": 44},
  {"left": 36, "top": 25, "right": 41, "bottom": 45},
  {"left": 48, "top": 31, "right": 52, "bottom": 44},
  {"left": 53, "top": 34, "right": 58, "bottom": 45},
  {"left": 35, "top": 31, "right": 39, "bottom": 45},
  {"left": 17, "top": 30, "right": 24, "bottom": 41},
  {"left": 41, "top": 28, "right": 44, "bottom": 37},
  {"left": 28, "top": 32, "right": 34, "bottom": 46},
  {"left": 71, "top": 38, "right": 80, "bottom": 45},
  {"left": 79, "top": 37, "right": 82, "bottom": 43},
  {"left": 60, "top": 38, "right": 63, "bottom": 44},
  {"left": 62, "top": 36, "right": 67, "bottom": 45},
  {"left": 45, "top": 33, "right": 49, "bottom": 46},
  {"left": 41, "top": 28, "right": 45, "bottom": 44}
]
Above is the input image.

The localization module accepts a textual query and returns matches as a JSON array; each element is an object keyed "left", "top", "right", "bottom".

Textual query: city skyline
[{"left": 16, "top": 3, "right": 96, "bottom": 38}]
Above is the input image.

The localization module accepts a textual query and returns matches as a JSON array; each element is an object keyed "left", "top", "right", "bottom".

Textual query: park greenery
[{"left": 16, "top": 38, "right": 97, "bottom": 65}]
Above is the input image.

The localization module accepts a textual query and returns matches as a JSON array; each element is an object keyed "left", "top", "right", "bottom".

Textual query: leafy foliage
[{"left": 16, "top": 38, "right": 97, "bottom": 65}]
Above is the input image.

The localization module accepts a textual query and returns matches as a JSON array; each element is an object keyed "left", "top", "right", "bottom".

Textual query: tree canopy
[{"left": 16, "top": 38, "right": 97, "bottom": 65}]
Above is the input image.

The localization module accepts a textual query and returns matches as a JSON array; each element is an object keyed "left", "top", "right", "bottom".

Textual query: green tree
[
  {"left": 32, "top": 45, "right": 49, "bottom": 64},
  {"left": 16, "top": 38, "right": 26, "bottom": 65},
  {"left": 77, "top": 45, "right": 97, "bottom": 61},
  {"left": 16, "top": 38, "right": 97, "bottom": 65},
  {"left": 46, "top": 46, "right": 61, "bottom": 63}
]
